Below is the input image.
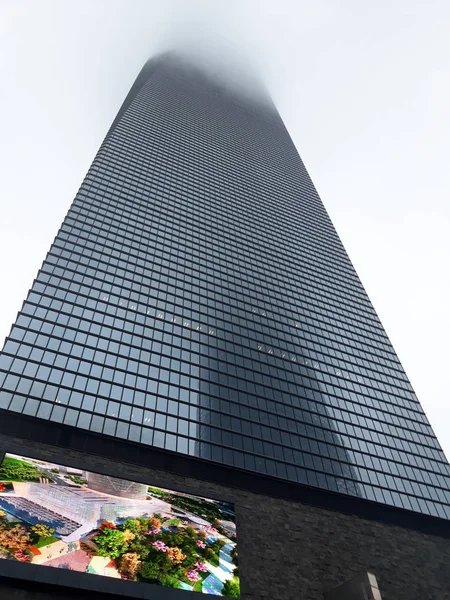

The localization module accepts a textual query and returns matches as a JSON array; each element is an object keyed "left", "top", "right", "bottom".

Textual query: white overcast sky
[{"left": 0, "top": 0, "right": 449, "bottom": 458}]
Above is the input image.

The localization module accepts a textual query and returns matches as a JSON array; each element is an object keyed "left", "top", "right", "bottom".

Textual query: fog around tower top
[
  {"left": 166, "top": 49, "right": 273, "bottom": 107},
  {"left": 152, "top": 2, "right": 275, "bottom": 107}
]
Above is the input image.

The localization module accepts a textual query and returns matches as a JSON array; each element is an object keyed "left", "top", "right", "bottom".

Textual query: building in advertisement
[{"left": 0, "top": 54, "right": 449, "bottom": 599}]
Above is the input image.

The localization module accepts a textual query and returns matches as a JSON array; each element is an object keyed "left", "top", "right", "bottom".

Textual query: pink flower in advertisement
[
  {"left": 186, "top": 570, "right": 201, "bottom": 583},
  {"left": 151, "top": 541, "right": 168, "bottom": 552},
  {"left": 146, "top": 528, "right": 161, "bottom": 535},
  {"left": 208, "top": 527, "right": 217, "bottom": 533},
  {"left": 194, "top": 561, "right": 208, "bottom": 572},
  {"left": 14, "top": 551, "right": 30, "bottom": 562},
  {"left": 196, "top": 539, "right": 206, "bottom": 548}
]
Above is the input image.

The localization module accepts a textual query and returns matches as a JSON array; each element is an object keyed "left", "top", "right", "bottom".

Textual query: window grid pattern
[{"left": 0, "top": 58, "right": 449, "bottom": 519}]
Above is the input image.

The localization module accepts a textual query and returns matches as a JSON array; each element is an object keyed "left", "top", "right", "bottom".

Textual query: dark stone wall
[{"left": 0, "top": 434, "right": 448, "bottom": 600}]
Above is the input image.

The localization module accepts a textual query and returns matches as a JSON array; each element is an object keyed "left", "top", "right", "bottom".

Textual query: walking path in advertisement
[{"left": 202, "top": 542, "right": 235, "bottom": 595}]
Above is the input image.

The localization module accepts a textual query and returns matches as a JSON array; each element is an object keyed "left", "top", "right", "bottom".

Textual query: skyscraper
[{"left": 0, "top": 54, "right": 449, "bottom": 600}]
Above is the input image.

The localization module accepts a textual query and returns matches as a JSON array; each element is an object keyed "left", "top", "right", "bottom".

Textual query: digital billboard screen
[{"left": 0, "top": 453, "right": 239, "bottom": 597}]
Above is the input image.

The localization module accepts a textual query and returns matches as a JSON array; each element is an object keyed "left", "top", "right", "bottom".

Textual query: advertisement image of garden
[{"left": 0, "top": 453, "right": 240, "bottom": 597}]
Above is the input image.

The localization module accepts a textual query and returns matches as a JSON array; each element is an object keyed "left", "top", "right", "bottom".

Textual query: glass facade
[{"left": 0, "top": 55, "right": 449, "bottom": 520}]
